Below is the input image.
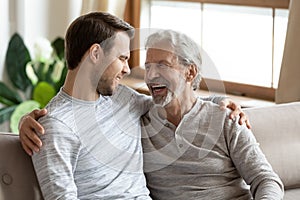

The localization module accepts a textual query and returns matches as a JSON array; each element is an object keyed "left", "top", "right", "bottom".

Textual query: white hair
[{"left": 145, "top": 29, "right": 202, "bottom": 90}]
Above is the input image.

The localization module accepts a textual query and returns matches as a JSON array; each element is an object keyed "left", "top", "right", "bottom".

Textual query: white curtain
[
  {"left": 0, "top": 0, "right": 10, "bottom": 81},
  {"left": 276, "top": 0, "right": 300, "bottom": 103},
  {"left": 81, "top": 0, "right": 127, "bottom": 19}
]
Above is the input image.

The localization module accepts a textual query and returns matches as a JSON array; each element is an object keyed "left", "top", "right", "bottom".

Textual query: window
[{"left": 140, "top": 0, "right": 289, "bottom": 100}]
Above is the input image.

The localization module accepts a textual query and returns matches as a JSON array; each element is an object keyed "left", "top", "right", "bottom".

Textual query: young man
[
  {"left": 25, "top": 12, "right": 152, "bottom": 199},
  {"left": 19, "top": 12, "right": 250, "bottom": 199},
  {"left": 141, "top": 30, "right": 284, "bottom": 200}
]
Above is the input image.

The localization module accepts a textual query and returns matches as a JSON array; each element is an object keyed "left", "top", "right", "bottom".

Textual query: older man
[{"left": 141, "top": 30, "right": 284, "bottom": 200}]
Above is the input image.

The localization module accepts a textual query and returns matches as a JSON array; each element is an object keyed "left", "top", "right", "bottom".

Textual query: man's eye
[
  {"left": 145, "top": 64, "right": 151, "bottom": 71},
  {"left": 157, "top": 63, "right": 168, "bottom": 68},
  {"left": 144, "top": 63, "right": 169, "bottom": 71},
  {"left": 119, "top": 56, "right": 128, "bottom": 62}
]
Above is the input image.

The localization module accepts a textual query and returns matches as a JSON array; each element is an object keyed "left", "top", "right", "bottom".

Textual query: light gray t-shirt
[
  {"left": 142, "top": 98, "right": 284, "bottom": 200},
  {"left": 32, "top": 85, "right": 152, "bottom": 200}
]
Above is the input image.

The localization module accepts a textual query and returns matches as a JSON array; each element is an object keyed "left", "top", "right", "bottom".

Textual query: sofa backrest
[
  {"left": 0, "top": 132, "right": 43, "bottom": 200},
  {"left": 244, "top": 102, "right": 300, "bottom": 190}
]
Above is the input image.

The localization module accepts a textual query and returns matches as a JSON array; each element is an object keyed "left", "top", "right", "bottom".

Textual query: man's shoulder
[
  {"left": 199, "top": 99, "right": 231, "bottom": 122},
  {"left": 45, "top": 92, "right": 71, "bottom": 114},
  {"left": 114, "top": 84, "right": 142, "bottom": 98},
  {"left": 113, "top": 84, "right": 151, "bottom": 105},
  {"left": 39, "top": 92, "right": 74, "bottom": 126},
  {"left": 200, "top": 99, "right": 224, "bottom": 112},
  {"left": 201, "top": 100, "right": 243, "bottom": 130}
]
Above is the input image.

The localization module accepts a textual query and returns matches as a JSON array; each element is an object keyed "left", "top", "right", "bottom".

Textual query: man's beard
[
  {"left": 96, "top": 78, "right": 114, "bottom": 96},
  {"left": 153, "top": 89, "right": 174, "bottom": 107}
]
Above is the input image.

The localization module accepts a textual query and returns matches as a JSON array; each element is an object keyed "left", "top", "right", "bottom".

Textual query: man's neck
[
  {"left": 63, "top": 69, "right": 100, "bottom": 101},
  {"left": 164, "top": 89, "right": 197, "bottom": 127}
]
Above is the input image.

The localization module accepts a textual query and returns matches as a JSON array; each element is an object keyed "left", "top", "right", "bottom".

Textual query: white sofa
[{"left": 1, "top": 102, "right": 300, "bottom": 199}]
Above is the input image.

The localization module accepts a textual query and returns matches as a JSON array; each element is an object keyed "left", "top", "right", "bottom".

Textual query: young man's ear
[
  {"left": 186, "top": 64, "right": 198, "bottom": 83},
  {"left": 89, "top": 43, "right": 103, "bottom": 62}
]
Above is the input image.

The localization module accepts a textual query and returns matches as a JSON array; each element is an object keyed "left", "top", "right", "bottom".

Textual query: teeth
[{"left": 152, "top": 84, "right": 166, "bottom": 89}]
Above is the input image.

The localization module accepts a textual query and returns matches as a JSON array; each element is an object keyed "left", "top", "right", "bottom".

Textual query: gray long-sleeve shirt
[
  {"left": 142, "top": 98, "right": 284, "bottom": 200},
  {"left": 32, "top": 85, "right": 152, "bottom": 200}
]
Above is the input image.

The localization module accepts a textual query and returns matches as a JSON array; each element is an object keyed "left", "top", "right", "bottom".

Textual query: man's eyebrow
[
  {"left": 145, "top": 60, "right": 170, "bottom": 64},
  {"left": 157, "top": 60, "right": 172, "bottom": 66}
]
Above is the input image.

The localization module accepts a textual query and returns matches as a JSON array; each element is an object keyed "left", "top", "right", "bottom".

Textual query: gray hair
[{"left": 145, "top": 29, "right": 202, "bottom": 90}]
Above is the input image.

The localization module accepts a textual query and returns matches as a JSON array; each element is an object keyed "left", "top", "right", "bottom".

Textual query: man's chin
[
  {"left": 98, "top": 88, "right": 114, "bottom": 96},
  {"left": 153, "top": 96, "right": 172, "bottom": 107}
]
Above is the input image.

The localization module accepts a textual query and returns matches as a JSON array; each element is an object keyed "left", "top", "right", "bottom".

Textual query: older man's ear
[{"left": 185, "top": 64, "right": 197, "bottom": 82}]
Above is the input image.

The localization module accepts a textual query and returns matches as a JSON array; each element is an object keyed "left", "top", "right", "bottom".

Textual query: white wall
[
  {"left": 0, "top": 0, "right": 11, "bottom": 81},
  {"left": 0, "top": 0, "right": 82, "bottom": 81}
]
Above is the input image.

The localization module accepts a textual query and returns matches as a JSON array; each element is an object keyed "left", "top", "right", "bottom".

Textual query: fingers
[
  {"left": 19, "top": 109, "right": 47, "bottom": 134},
  {"left": 21, "top": 115, "right": 45, "bottom": 134},
  {"left": 20, "top": 132, "right": 41, "bottom": 155},
  {"left": 220, "top": 98, "right": 252, "bottom": 129},
  {"left": 229, "top": 106, "right": 242, "bottom": 119},
  {"left": 219, "top": 99, "right": 229, "bottom": 110},
  {"left": 30, "top": 108, "right": 48, "bottom": 125},
  {"left": 237, "top": 112, "right": 252, "bottom": 129},
  {"left": 19, "top": 124, "right": 43, "bottom": 155},
  {"left": 18, "top": 109, "right": 47, "bottom": 156},
  {"left": 221, "top": 99, "right": 241, "bottom": 119},
  {"left": 21, "top": 142, "right": 33, "bottom": 156}
]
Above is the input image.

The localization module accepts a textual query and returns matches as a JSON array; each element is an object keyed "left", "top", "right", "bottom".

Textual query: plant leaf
[
  {"left": 54, "top": 63, "right": 67, "bottom": 92},
  {"left": 25, "top": 62, "right": 38, "bottom": 85},
  {"left": 0, "top": 81, "right": 23, "bottom": 105},
  {"left": 32, "top": 81, "right": 56, "bottom": 108},
  {"left": 45, "top": 62, "right": 55, "bottom": 84},
  {"left": 34, "top": 62, "right": 47, "bottom": 81},
  {"left": 0, "top": 105, "right": 17, "bottom": 124},
  {"left": 52, "top": 37, "right": 65, "bottom": 60},
  {"left": 10, "top": 100, "right": 40, "bottom": 134},
  {"left": 5, "top": 33, "right": 32, "bottom": 91}
]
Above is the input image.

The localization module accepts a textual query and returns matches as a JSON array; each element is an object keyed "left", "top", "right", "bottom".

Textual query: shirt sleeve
[
  {"left": 200, "top": 95, "right": 227, "bottom": 105},
  {"left": 32, "top": 116, "right": 81, "bottom": 200},
  {"left": 224, "top": 112, "right": 284, "bottom": 200},
  {"left": 120, "top": 85, "right": 153, "bottom": 116},
  {"left": 133, "top": 91, "right": 153, "bottom": 116}
]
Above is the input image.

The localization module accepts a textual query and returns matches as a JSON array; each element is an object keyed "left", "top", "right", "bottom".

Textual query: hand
[
  {"left": 18, "top": 108, "right": 47, "bottom": 156},
  {"left": 219, "top": 99, "right": 251, "bottom": 129}
]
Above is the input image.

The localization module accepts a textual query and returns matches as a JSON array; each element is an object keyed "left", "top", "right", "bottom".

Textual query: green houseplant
[{"left": 0, "top": 33, "right": 67, "bottom": 133}]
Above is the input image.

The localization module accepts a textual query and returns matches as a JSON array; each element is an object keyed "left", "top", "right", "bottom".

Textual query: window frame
[
  {"left": 126, "top": 0, "right": 290, "bottom": 101},
  {"left": 166, "top": 0, "right": 289, "bottom": 9}
]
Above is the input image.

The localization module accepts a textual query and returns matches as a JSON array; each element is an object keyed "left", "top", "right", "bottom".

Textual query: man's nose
[
  {"left": 146, "top": 65, "right": 159, "bottom": 80},
  {"left": 123, "top": 60, "right": 131, "bottom": 75}
]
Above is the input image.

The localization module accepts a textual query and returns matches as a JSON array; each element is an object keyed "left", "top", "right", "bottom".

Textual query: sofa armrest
[{"left": 0, "top": 132, "right": 43, "bottom": 200}]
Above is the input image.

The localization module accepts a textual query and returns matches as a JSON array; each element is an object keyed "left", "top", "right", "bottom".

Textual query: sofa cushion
[
  {"left": 244, "top": 102, "right": 300, "bottom": 190},
  {"left": 284, "top": 188, "right": 300, "bottom": 200},
  {"left": 0, "top": 132, "right": 43, "bottom": 200}
]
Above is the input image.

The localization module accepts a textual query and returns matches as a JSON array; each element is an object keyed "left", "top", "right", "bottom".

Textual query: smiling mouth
[
  {"left": 116, "top": 76, "right": 122, "bottom": 81},
  {"left": 150, "top": 84, "right": 167, "bottom": 95}
]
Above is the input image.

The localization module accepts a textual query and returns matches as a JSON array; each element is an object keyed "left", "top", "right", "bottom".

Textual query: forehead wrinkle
[{"left": 146, "top": 48, "right": 178, "bottom": 65}]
